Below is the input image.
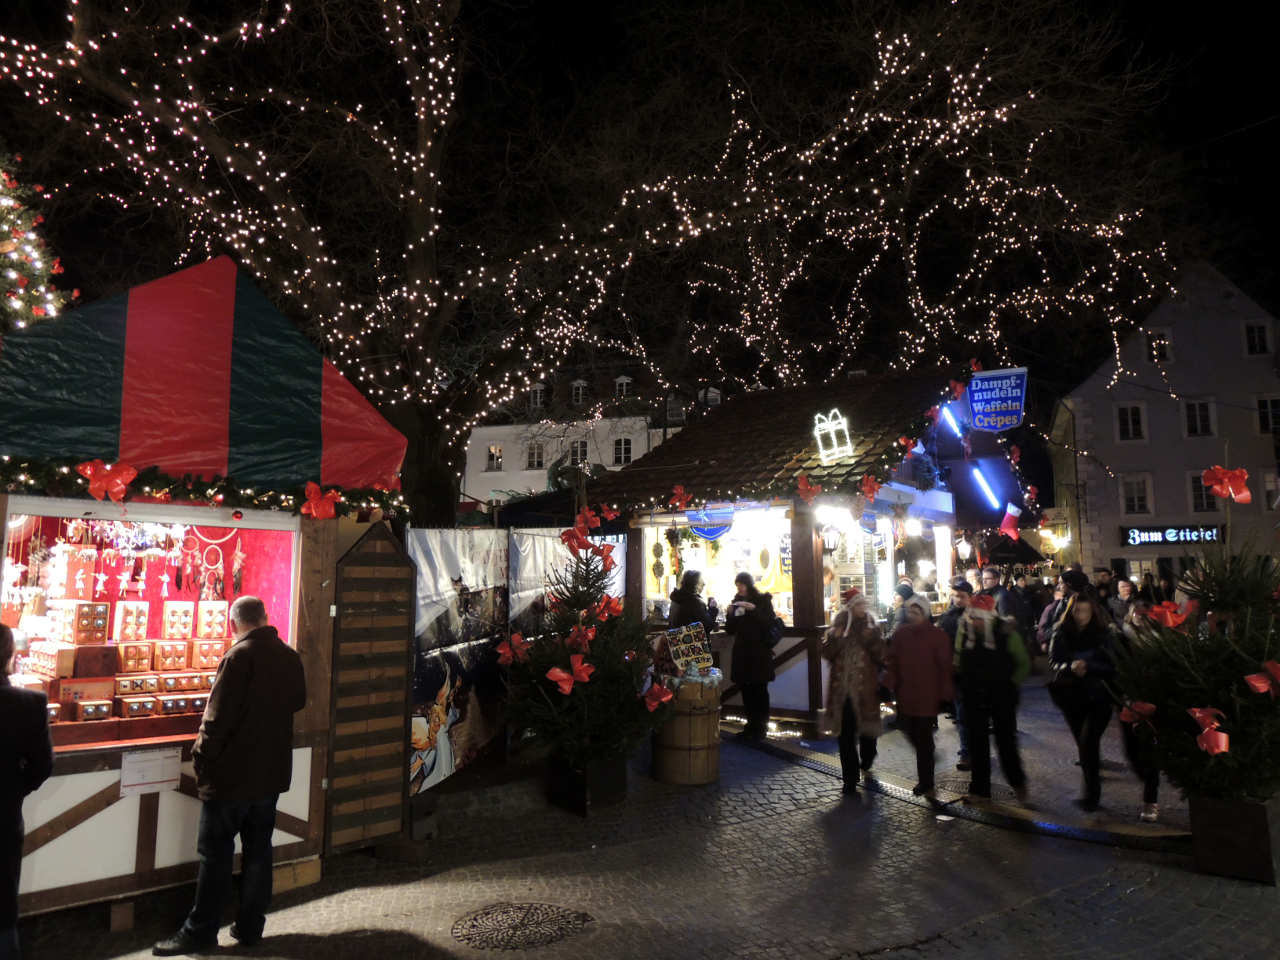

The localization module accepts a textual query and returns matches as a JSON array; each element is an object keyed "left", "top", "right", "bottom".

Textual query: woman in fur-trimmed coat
[{"left": 823, "top": 588, "right": 885, "bottom": 792}]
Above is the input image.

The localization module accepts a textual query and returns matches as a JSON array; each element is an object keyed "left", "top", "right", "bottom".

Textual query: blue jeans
[{"left": 182, "top": 795, "right": 278, "bottom": 943}]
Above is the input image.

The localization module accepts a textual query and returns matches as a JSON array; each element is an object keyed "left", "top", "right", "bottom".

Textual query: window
[
  {"left": 529, "top": 383, "right": 546, "bottom": 410},
  {"left": 614, "top": 376, "right": 633, "bottom": 399},
  {"left": 1246, "top": 323, "right": 1271, "bottom": 355},
  {"left": 526, "top": 442, "right": 544, "bottom": 470},
  {"left": 1190, "top": 474, "right": 1218, "bottom": 513},
  {"left": 569, "top": 440, "right": 589, "bottom": 466},
  {"left": 666, "top": 395, "right": 686, "bottom": 423},
  {"left": 1144, "top": 328, "right": 1172, "bottom": 363},
  {"left": 698, "top": 387, "right": 722, "bottom": 407},
  {"left": 485, "top": 444, "right": 503, "bottom": 472},
  {"left": 1265, "top": 470, "right": 1280, "bottom": 512},
  {"left": 613, "top": 437, "right": 632, "bottom": 465},
  {"left": 1183, "top": 400, "right": 1214, "bottom": 438},
  {"left": 1116, "top": 404, "right": 1145, "bottom": 442},
  {"left": 571, "top": 380, "right": 588, "bottom": 406},
  {"left": 1258, "top": 396, "right": 1280, "bottom": 434},
  {"left": 1120, "top": 474, "right": 1152, "bottom": 515}
]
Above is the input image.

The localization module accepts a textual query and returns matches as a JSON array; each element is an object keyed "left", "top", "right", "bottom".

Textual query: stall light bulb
[{"left": 905, "top": 517, "right": 923, "bottom": 537}]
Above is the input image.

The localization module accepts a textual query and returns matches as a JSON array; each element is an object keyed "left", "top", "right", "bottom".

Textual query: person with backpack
[
  {"left": 954, "top": 593, "right": 1030, "bottom": 805},
  {"left": 884, "top": 594, "right": 953, "bottom": 796},
  {"left": 725, "top": 572, "right": 777, "bottom": 741}
]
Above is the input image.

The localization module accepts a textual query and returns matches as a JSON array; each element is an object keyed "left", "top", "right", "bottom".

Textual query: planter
[
  {"left": 1189, "top": 794, "right": 1280, "bottom": 884},
  {"left": 547, "top": 752, "right": 628, "bottom": 816}
]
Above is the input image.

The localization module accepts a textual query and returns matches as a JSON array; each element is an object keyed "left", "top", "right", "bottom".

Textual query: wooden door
[{"left": 325, "top": 523, "right": 414, "bottom": 854}]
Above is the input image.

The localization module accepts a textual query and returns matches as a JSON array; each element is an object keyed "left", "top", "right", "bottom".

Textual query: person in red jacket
[{"left": 885, "top": 594, "right": 954, "bottom": 797}]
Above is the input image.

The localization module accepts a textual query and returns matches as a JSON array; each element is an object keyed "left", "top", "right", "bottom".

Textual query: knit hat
[
  {"left": 967, "top": 593, "right": 997, "bottom": 615},
  {"left": 905, "top": 593, "right": 931, "bottom": 617},
  {"left": 895, "top": 582, "right": 915, "bottom": 601},
  {"left": 735, "top": 572, "right": 754, "bottom": 587},
  {"left": 1062, "top": 569, "right": 1089, "bottom": 593},
  {"left": 950, "top": 577, "right": 974, "bottom": 595},
  {"left": 841, "top": 586, "right": 862, "bottom": 603}
]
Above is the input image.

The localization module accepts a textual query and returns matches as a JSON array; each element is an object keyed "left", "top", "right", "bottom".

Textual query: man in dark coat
[
  {"left": 725, "top": 572, "right": 776, "bottom": 741},
  {"left": 154, "top": 597, "right": 306, "bottom": 956},
  {"left": 979, "top": 566, "right": 1015, "bottom": 618},
  {"left": 1, "top": 624, "right": 53, "bottom": 960}
]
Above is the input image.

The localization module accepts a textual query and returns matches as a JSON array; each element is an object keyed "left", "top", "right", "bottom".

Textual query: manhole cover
[
  {"left": 452, "top": 902, "right": 594, "bottom": 951},
  {"left": 935, "top": 777, "right": 1018, "bottom": 803}
]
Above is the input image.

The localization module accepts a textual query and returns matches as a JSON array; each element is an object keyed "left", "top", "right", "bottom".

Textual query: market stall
[{"left": 0, "top": 256, "right": 407, "bottom": 916}]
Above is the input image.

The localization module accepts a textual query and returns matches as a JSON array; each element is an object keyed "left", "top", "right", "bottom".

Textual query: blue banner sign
[{"left": 967, "top": 367, "right": 1028, "bottom": 432}]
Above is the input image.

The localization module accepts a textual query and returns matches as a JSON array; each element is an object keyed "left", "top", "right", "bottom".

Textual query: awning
[{"left": 0, "top": 257, "right": 405, "bottom": 489}]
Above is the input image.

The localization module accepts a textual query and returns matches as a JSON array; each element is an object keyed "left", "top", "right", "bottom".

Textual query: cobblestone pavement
[{"left": 19, "top": 743, "right": 1279, "bottom": 960}]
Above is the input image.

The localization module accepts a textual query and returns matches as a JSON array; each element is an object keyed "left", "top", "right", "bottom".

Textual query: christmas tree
[
  {"left": 1, "top": 150, "right": 74, "bottom": 335},
  {"left": 501, "top": 506, "right": 672, "bottom": 770}
]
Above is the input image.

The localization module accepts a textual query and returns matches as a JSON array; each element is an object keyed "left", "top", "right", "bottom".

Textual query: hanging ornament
[
  {"left": 1009, "top": 444, "right": 1021, "bottom": 465},
  {"left": 160, "top": 571, "right": 171, "bottom": 598},
  {"left": 999, "top": 503, "right": 1022, "bottom": 540},
  {"left": 95, "top": 571, "right": 108, "bottom": 595},
  {"left": 232, "top": 537, "right": 246, "bottom": 594}
]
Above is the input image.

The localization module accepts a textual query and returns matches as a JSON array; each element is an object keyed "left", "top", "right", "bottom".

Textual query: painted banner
[{"left": 967, "top": 366, "right": 1028, "bottom": 432}]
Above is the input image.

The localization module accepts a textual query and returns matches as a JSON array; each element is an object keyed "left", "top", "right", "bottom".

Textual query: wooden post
[
  {"left": 294, "top": 516, "right": 338, "bottom": 858},
  {"left": 624, "top": 519, "right": 645, "bottom": 621},
  {"left": 789, "top": 501, "right": 825, "bottom": 721}
]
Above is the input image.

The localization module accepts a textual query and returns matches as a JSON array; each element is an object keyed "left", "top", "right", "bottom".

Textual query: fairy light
[
  {"left": 0, "top": 153, "right": 75, "bottom": 332},
  {"left": 0, "top": 10, "right": 1170, "bottom": 453}
]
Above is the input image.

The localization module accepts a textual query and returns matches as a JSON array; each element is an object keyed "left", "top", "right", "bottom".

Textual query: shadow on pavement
[{"left": 217, "top": 929, "right": 457, "bottom": 960}]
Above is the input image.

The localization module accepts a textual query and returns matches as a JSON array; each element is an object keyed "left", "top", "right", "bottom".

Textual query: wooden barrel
[{"left": 653, "top": 680, "right": 721, "bottom": 785}]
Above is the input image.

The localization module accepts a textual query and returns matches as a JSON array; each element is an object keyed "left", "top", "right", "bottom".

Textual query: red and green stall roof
[{"left": 0, "top": 256, "right": 406, "bottom": 490}]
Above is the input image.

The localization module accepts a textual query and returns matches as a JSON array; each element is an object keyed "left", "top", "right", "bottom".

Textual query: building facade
[{"left": 1050, "top": 264, "right": 1280, "bottom": 579}]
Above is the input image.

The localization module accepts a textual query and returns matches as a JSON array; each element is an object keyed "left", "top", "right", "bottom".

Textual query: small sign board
[
  {"left": 1120, "top": 525, "right": 1223, "bottom": 547},
  {"left": 967, "top": 367, "right": 1028, "bottom": 432},
  {"left": 650, "top": 622, "right": 713, "bottom": 676},
  {"left": 120, "top": 745, "right": 182, "bottom": 797}
]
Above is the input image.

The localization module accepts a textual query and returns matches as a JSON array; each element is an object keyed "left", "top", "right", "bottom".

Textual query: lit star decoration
[
  {"left": 0, "top": 6, "right": 1169, "bottom": 492},
  {"left": 0, "top": 152, "right": 75, "bottom": 333}
]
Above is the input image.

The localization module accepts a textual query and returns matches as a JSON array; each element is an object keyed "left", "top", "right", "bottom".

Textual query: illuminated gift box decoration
[{"left": 813, "top": 409, "right": 854, "bottom": 465}]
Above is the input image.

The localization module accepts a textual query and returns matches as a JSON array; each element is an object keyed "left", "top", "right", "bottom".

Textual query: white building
[
  {"left": 462, "top": 415, "right": 674, "bottom": 504},
  {"left": 1050, "top": 263, "right": 1280, "bottom": 579}
]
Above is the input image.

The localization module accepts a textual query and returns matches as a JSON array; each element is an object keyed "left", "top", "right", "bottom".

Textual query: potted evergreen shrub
[
  {"left": 500, "top": 508, "right": 673, "bottom": 814},
  {"left": 1113, "top": 546, "right": 1280, "bottom": 883}
]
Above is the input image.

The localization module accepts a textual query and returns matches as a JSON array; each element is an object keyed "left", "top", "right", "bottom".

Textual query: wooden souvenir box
[
  {"left": 154, "top": 640, "right": 189, "bottom": 672},
  {"left": 72, "top": 645, "right": 120, "bottom": 679},
  {"left": 117, "top": 641, "right": 154, "bottom": 673},
  {"left": 162, "top": 601, "right": 195, "bottom": 640},
  {"left": 27, "top": 640, "right": 75, "bottom": 680},
  {"left": 189, "top": 693, "right": 209, "bottom": 715},
  {"left": 115, "top": 674, "right": 160, "bottom": 697},
  {"left": 190, "top": 639, "right": 226, "bottom": 670},
  {"left": 45, "top": 702, "right": 60, "bottom": 723},
  {"left": 47, "top": 601, "right": 110, "bottom": 645},
  {"left": 196, "top": 600, "right": 229, "bottom": 639},
  {"left": 156, "top": 694, "right": 191, "bottom": 716},
  {"left": 158, "top": 672, "right": 201, "bottom": 694},
  {"left": 116, "top": 695, "right": 157, "bottom": 719},
  {"left": 200, "top": 671, "right": 217, "bottom": 690},
  {"left": 53, "top": 677, "right": 116, "bottom": 712},
  {"left": 74, "top": 699, "right": 112, "bottom": 722},
  {"left": 112, "top": 600, "right": 151, "bottom": 642}
]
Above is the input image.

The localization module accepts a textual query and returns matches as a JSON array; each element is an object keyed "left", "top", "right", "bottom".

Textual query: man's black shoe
[
  {"left": 230, "top": 924, "right": 262, "bottom": 947},
  {"left": 153, "top": 931, "right": 217, "bottom": 956}
]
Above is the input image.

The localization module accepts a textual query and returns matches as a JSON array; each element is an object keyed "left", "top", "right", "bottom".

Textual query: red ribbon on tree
[
  {"left": 592, "top": 595, "right": 624, "bottom": 621},
  {"left": 1244, "top": 660, "right": 1280, "bottom": 697},
  {"left": 642, "top": 681, "right": 674, "bottom": 712},
  {"left": 668, "top": 485, "right": 692, "bottom": 511},
  {"left": 559, "top": 527, "right": 591, "bottom": 556},
  {"left": 546, "top": 653, "right": 595, "bottom": 695},
  {"left": 860, "top": 474, "right": 881, "bottom": 503},
  {"left": 1201, "top": 465, "right": 1252, "bottom": 504},
  {"left": 567, "top": 625, "right": 596, "bottom": 654},
  {"left": 1119, "top": 700, "right": 1156, "bottom": 726},
  {"left": 899, "top": 436, "right": 914, "bottom": 460},
  {"left": 75, "top": 459, "right": 138, "bottom": 503},
  {"left": 599, "top": 503, "right": 620, "bottom": 521},
  {"left": 796, "top": 474, "right": 822, "bottom": 505},
  {"left": 301, "top": 481, "right": 342, "bottom": 519},
  {"left": 496, "top": 632, "right": 532, "bottom": 666},
  {"left": 1147, "top": 601, "right": 1188, "bottom": 629},
  {"left": 1009, "top": 444, "right": 1021, "bottom": 465},
  {"left": 596, "top": 542, "right": 617, "bottom": 573},
  {"left": 576, "top": 506, "right": 601, "bottom": 532},
  {"left": 1187, "top": 707, "right": 1229, "bottom": 755}
]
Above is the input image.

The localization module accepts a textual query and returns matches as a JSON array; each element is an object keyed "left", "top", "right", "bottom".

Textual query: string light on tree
[{"left": 0, "top": 152, "right": 75, "bottom": 333}]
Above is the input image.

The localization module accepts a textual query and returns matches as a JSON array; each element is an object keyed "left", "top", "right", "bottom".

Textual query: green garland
[{"left": 0, "top": 455, "right": 407, "bottom": 517}]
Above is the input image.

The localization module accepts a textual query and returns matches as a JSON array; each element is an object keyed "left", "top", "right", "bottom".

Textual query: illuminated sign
[
  {"left": 813, "top": 409, "right": 854, "bottom": 464},
  {"left": 967, "top": 367, "right": 1028, "bottom": 432},
  {"left": 1120, "top": 525, "right": 1222, "bottom": 547}
]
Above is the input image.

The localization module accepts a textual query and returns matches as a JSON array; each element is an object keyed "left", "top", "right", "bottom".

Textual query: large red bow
[
  {"left": 643, "top": 681, "right": 674, "bottom": 712},
  {"left": 595, "top": 541, "right": 617, "bottom": 573},
  {"left": 592, "top": 595, "right": 624, "bottom": 621},
  {"left": 796, "top": 474, "right": 822, "bottom": 505},
  {"left": 899, "top": 435, "right": 914, "bottom": 460},
  {"left": 576, "top": 506, "right": 601, "bottom": 532},
  {"left": 75, "top": 459, "right": 137, "bottom": 503},
  {"left": 560, "top": 527, "right": 592, "bottom": 556},
  {"left": 567, "top": 625, "right": 596, "bottom": 653},
  {"left": 1245, "top": 660, "right": 1280, "bottom": 697},
  {"left": 1187, "top": 707, "right": 1229, "bottom": 755},
  {"left": 1119, "top": 700, "right": 1156, "bottom": 725},
  {"left": 1202, "top": 465, "right": 1252, "bottom": 504},
  {"left": 668, "top": 485, "right": 692, "bottom": 511},
  {"left": 1147, "top": 601, "right": 1187, "bottom": 629},
  {"left": 860, "top": 474, "right": 881, "bottom": 503},
  {"left": 546, "top": 653, "right": 595, "bottom": 695},
  {"left": 496, "top": 632, "right": 532, "bottom": 666},
  {"left": 302, "top": 481, "right": 342, "bottom": 519},
  {"left": 599, "top": 503, "right": 620, "bottom": 521}
]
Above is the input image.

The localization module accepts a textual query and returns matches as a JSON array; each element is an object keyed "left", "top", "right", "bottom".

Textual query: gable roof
[
  {"left": 587, "top": 371, "right": 950, "bottom": 508},
  {"left": 0, "top": 256, "right": 405, "bottom": 489}
]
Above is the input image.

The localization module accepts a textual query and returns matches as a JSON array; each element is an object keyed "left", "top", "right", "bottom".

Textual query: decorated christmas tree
[
  {"left": 501, "top": 506, "right": 672, "bottom": 771},
  {"left": 1, "top": 151, "right": 75, "bottom": 334}
]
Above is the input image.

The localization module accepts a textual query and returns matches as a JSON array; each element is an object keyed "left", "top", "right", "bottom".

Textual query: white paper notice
[{"left": 120, "top": 746, "right": 182, "bottom": 797}]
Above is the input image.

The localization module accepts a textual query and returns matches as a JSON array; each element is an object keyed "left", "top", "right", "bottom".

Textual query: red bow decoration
[
  {"left": 599, "top": 503, "right": 620, "bottom": 521},
  {"left": 1025, "top": 484, "right": 1039, "bottom": 502},
  {"left": 1119, "top": 700, "right": 1156, "bottom": 725},
  {"left": 576, "top": 506, "right": 601, "bottom": 531},
  {"left": 496, "top": 632, "right": 532, "bottom": 666},
  {"left": 1187, "top": 707, "right": 1229, "bottom": 755},
  {"left": 75, "top": 459, "right": 138, "bottom": 503},
  {"left": 594, "top": 541, "right": 617, "bottom": 573},
  {"left": 546, "top": 653, "right": 595, "bottom": 695},
  {"left": 560, "top": 527, "right": 592, "bottom": 556},
  {"left": 968, "top": 593, "right": 996, "bottom": 612},
  {"left": 567, "top": 625, "right": 596, "bottom": 653},
  {"left": 899, "top": 435, "right": 914, "bottom": 460},
  {"left": 643, "top": 681, "right": 674, "bottom": 712},
  {"left": 668, "top": 485, "right": 692, "bottom": 511},
  {"left": 796, "top": 474, "right": 822, "bottom": 505},
  {"left": 925, "top": 406, "right": 940, "bottom": 424},
  {"left": 1245, "top": 660, "right": 1280, "bottom": 697},
  {"left": 593, "top": 595, "right": 624, "bottom": 621},
  {"left": 1202, "top": 465, "right": 1251, "bottom": 504},
  {"left": 300, "top": 481, "right": 342, "bottom": 519},
  {"left": 860, "top": 474, "right": 881, "bottom": 503},
  {"left": 969, "top": 358, "right": 983, "bottom": 372},
  {"left": 1009, "top": 444, "right": 1021, "bottom": 465},
  {"left": 1147, "top": 601, "right": 1188, "bottom": 629},
  {"left": 950, "top": 379, "right": 966, "bottom": 400}
]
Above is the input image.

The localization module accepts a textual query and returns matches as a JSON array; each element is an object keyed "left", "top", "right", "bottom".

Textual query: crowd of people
[{"left": 668, "top": 561, "right": 1177, "bottom": 824}]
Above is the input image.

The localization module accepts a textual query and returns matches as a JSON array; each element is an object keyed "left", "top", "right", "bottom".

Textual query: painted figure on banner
[{"left": 410, "top": 671, "right": 462, "bottom": 793}]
